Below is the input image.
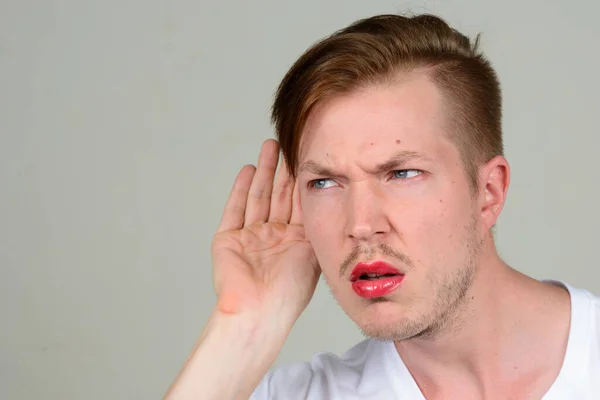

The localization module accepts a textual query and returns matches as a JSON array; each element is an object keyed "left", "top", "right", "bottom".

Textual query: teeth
[{"left": 360, "top": 273, "right": 384, "bottom": 280}]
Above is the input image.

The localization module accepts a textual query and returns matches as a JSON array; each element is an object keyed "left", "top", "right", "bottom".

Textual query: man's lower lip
[{"left": 351, "top": 275, "right": 404, "bottom": 298}]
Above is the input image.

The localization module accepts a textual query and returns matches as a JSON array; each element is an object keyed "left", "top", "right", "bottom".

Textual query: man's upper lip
[{"left": 350, "top": 261, "right": 403, "bottom": 282}]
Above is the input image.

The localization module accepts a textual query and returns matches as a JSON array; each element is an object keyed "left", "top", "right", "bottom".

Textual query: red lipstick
[{"left": 350, "top": 261, "right": 404, "bottom": 299}]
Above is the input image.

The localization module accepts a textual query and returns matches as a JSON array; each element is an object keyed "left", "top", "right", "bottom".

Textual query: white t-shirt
[{"left": 251, "top": 282, "right": 600, "bottom": 399}]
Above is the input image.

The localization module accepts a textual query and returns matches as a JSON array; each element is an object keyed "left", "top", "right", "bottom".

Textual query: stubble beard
[{"left": 327, "top": 212, "right": 483, "bottom": 342}]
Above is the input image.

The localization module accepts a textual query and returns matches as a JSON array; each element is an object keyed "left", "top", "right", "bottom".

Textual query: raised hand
[
  {"left": 164, "top": 139, "right": 320, "bottom": 400},
  {"left": 211, "top": 139, "right": 320, "bottom": 321}
]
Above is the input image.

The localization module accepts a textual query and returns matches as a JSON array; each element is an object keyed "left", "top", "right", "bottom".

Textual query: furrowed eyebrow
[
  {"left": 297, "top": 161, "right": 337, "bottom": 177},
  {"left": 298, "top": 151, "right": 431, "bottom": 176},
  {"left": 370, "top": 151, "right": 431, "bottom": 174}
]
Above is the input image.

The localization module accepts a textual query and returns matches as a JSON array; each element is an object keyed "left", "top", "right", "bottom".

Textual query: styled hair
[{"left": 271, "top": 13, "right": 503, "bottom": 190}]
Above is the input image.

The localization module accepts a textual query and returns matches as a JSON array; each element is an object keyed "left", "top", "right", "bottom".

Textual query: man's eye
[
  {"left": 392, "top": 170, "right": 421, "bottom": 179},
  {"left": 309, "top": 179, "right": 335, "bottom": 190}
]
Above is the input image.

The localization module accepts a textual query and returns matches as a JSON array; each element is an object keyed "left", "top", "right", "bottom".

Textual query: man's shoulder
[
  {"left": 564, "top": 282, "right": 600, "bottom": 323},
  {"left": 251, "top": 338, "right": 398, "bottom": 399},
  {"left": 575, "top": 284, "right": 600, "bottom": 339},
  {"left": 552, "top": 281, "right": 600, "bottom": 340},
  {"left": 266, "top": 338, "right": 377, "bottom": 383},
  {"left": 544, "top": 282, "right": 600, "bottom": 398}
]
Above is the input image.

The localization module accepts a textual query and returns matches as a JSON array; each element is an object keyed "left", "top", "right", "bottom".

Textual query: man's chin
[
  {"left": 349, "top": 302, "right": 423, "bottom": 341},
  {"left": 356, "top": 320, "right": 412, "bottom": 341}
]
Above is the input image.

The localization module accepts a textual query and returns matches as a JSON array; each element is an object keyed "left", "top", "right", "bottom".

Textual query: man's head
[{"left": 271, "top": 14, "right": 509, "bottom": 341}]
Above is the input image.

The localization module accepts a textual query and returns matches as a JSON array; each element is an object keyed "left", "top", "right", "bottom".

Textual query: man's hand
[
  {"left": 164, "top": 139, "right": 320, "bottom": 400},
  {"left": 212, "top": 139, "right": 320, "bottom": 320}
]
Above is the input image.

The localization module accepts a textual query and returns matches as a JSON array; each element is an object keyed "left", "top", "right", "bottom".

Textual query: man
[{"left": 165, "top": 13, "right": 600, "bottom": 399}]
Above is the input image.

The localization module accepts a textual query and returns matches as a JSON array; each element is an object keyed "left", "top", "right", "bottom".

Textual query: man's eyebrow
[
  {"left": 298, "top": 151, "right": 432, "bottom": 176},
  {"left": 371, "top": 151, "right": 432, "bottom": 174},
  {"left": 297, "top": 161, "right": 338, "bottom": 177}
]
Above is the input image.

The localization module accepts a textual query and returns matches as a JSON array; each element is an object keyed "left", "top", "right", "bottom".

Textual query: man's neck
[{"left": 394, "top": 252, "right": 571, "bottom": 400}]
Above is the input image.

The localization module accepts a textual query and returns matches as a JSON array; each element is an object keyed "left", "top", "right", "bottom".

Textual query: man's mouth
[
  {"left": 356, "top": 273, "right": 398, "bottom": 281},
  {"left": 349, "top": 261, "right": 405, "bottom": 299},
  {"left": 350, "top": 261, "right": 403, "bottom": 282}
]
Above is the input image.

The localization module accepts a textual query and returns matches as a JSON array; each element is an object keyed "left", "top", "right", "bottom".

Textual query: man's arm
[
  {"left": 163, "top": 140, "right": 320, "bottom": 399},
  {"left": 164, "top": 310, "right": 290, "bottom": 400}
]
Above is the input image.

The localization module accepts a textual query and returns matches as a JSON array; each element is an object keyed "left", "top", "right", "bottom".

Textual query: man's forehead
[{"left": 298, "top": 76, "right": 447, "bottom": 165}]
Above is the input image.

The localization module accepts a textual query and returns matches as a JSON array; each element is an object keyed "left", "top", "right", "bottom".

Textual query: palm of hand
[{"left": 211, "top": 140, "right": 320, "bottom": 318}]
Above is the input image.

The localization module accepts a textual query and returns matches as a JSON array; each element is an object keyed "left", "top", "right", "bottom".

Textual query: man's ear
[{"left": 479, "top": 156, "right": 510, "bottom": 230}]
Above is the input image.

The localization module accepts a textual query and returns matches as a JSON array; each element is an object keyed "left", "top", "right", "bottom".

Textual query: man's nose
[{"left": 346, "top": 182, "right": 390, "bottom": 241}]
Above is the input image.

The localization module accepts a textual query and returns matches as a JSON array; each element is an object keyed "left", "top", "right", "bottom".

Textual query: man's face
[{"left": 297, "top": 74, "right": 484, "bottom": 340}]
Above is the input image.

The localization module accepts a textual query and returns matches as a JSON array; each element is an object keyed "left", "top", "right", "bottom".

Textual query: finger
[
  {"left": 244, "top": 139, "right": 279, "bottom": 225},
  {"left": 268, "top": 157, "right": 294, "bottom": 223},
  {"left": 217, "top": 164, "right": 256, "bottom": 233},
  {"left": 289, "top": 180, "right": 303, "bottom": 225}
]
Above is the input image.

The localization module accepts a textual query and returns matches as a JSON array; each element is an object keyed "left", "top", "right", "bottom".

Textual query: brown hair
[{"left": 271, "top": 13, "right": 503, "bottom": 191}]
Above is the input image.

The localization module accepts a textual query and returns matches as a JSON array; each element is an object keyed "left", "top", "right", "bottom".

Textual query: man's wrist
[{"left": 165, "top": 309, "right": 291, "bottom": 400}]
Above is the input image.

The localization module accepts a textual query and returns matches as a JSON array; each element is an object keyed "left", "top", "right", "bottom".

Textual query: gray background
[{"left": 1, "top": 0, "right": 599, "bottom": 398}]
